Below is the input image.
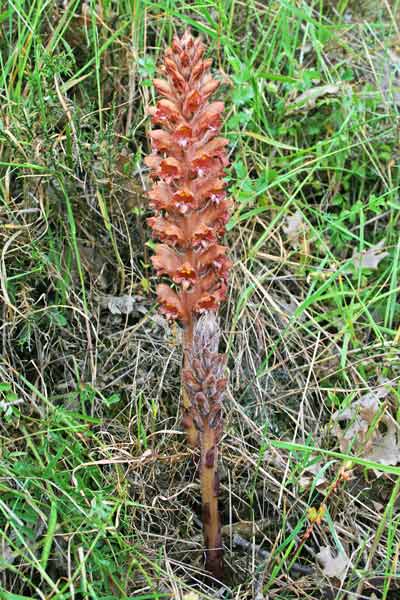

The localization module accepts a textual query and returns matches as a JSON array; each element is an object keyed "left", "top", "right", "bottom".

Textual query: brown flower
[{"left": 146, "top": 30, "right": 231, "bottom": 325}]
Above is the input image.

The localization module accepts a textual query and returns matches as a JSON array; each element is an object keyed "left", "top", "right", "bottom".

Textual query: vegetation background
[{"left": 1, "top": 0, "right": 400, "bottom": 598}]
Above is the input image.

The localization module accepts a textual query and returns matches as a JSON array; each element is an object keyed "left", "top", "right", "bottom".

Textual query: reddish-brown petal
[
  {"left": 144, "top": 154, "right": 160, "bottom": 171},
  {"left": 191, "top": 61, "right": 205, "bottom": 82},
  {"left": 151, "top": 244, "right": 180, "bottom": 276},
  {"left": 205, "top": 198, "right": 233, "bottom": 228},
  {"left": 197, "top": 245, "right": 228, "bottom": 270},
  {"left": 149, "top": 184, "right": 196, "bottom": 213},
  {"left": 171, "top": 37, "right": 182, "bottom": 54},
  {"left": 180, "top": 51, "right": 190, "bottom": 67},
  {"left": 157, "top": 284, "right": 186, "bottom": 321},
  {"left": 153, "top": 246, "right": 198, "bottom": 289},
  {"left": 200, "top": 78, "right": 220, "bottom": 98},
  {"left": 196, "top": 113, "right": 222, "bottom": 136},
  {"left": 165, "top": 58, "right": 187, "bottom": 92},
  {"left": 160, "top": 157, "right": 181, "bottom": 181},
  {"left": 202, "top": 58, "right": 212, "bottom": 71},
  {"left": 153, "top": 78, "right": 174, "bottom": 99},
  {"left": 192, "top": 224, "right": 217, "bottom": 248},
  {"left": 191, "top": 139, "right": 228, "bottom": 175},
  {"left": 201, "top": 137, "right": 229, "bottom": 158},
  {"left": 193, "top": 177, "right": 226, "bottom": 202},
  {"left": 191, "top": 154, "right": 214, "bottom": 174},
  {"left": 150, "top": 130, "right": 173, "bottom": 153},
  {"left": 183, "top": 89, "right": 202, "bottom": 115},
  {"left": 196, "top": 269, "right": 220, "bottom": 295},
  {"left": 148, "top": 182, "right": 171, "bottom": 211},
  {"left": 175, "top": 262, "right": 197, "bottom": 287},
  {"left": 147, "top": 216, "right": 184, "bottom": 246},
  {"left": 174, "top": 124, "right": 192, "bottom": 147},
  {"left": 212, "top": 255, "right": 232, "bottom": 280},
  {"left": 173, "top": 189, "right": 196, "bottom": 213},
  {"left": 211, "top": 196, "right": 232, "bottom": 219},
  {"left": 194, "top": 102, "right": 224, "bottom": 136},
  {"left": 164, "top": 57, "right": 179, "bottom": 72},
  {"left": 216, "top": 282, "right": 228, "bottom": 301},
  {"left": 171, "top": 73, "right": 187, "bottom": 93},
  {"left": 151, "top": 99, "right": 180, "bottom": 124},
  {"left": 194, "top": 282, "right": 227, "bottom": 313},
  {"left": 192, "top": 43, "right": 205, "bottom": 65},
  {"left": 182, "top": 29, "right": 194, "bottom": 50},
  {"left": 185, "top": 200, "right": 232, "bottom": 246},
  {"left": 195, "top": 293, "right": 220, "bottom": 313}
]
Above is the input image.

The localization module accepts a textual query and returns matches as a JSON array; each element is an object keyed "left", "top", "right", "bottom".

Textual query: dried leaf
[
  {"left": 316, "top": 546, "right": 349, "bottom": 580},
  {"left": 77, "top": 244, "right": 108, "bottom": 289},
  {"left": 365, "top": 421, "right": 400, "bottom": 466},
  {"left": 283, "top": 210, "right": 307, "bottom": 246},
  {"left": 271, "top": 293, "right": 299, "bottom": 318},
  {"left": 375, "top": 48, "right": 400, "bottom": 106},
  {"left": 299, "top": 460, "right": 328, "bottom": 490},
  {"left": 0, "top": 541, "right": 16, "bottom": 570},
  {"left": 332, "top": 382, "right": 400, "bottom": 466},
  {"left": 287, "top": 84, "right": 340, "bottom": 112},
  {"left": 352, "top": 240, "right": 389, "bottom": 270},
  {"left": 100, "top": 295, "right": 147, "bottom": 316}
]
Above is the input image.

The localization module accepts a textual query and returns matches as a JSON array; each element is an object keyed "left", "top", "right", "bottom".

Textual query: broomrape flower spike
[{"left": 145, "top": 29, "right": 232, "bottom": 580}]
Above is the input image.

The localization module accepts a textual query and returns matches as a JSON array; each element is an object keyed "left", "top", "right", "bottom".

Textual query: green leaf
[
  {"left": 0, "top": 383, "right": 12, "bottom": 392},
  {"left": 232, "top": 84, "right": 254, "bottom": 106},
  {"left": 103, "top": 393, "right": 121, "bottom": 407}
]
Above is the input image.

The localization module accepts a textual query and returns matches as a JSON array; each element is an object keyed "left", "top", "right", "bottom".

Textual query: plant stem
[
  {"left": 200, "top": 422, "right": 223, "bottom": 580},
  {"left": 182, "top": 323, "right": 199, "bottom": 448},
  {"left": 183, "top": 313, "right": 226, "bottom": 579},
  {"left": 182, "top": 385, "right": 199, "bottom": 447}
]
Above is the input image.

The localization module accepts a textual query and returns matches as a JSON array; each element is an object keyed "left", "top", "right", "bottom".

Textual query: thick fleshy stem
[
  {"left": 200, "top": 423, "right": 223, "bottom": 579},
  {"left": 182, "top": 323, "right": 199, "bottom": 447},
  {"left": 183, "top": 313, "right": 226, "bottom": 579},
  {"left": 182, "top": 383, "right": 199, "bottom": 448}
]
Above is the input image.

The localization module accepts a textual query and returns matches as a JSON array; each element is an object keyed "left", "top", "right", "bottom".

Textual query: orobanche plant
[{"left": 145, "top": 29, "right": 231, "bottom": 580}]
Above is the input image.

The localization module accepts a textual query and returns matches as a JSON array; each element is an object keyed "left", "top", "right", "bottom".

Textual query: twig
[{"left": 232, "top": 533, "right": 314, "bottom": 576}]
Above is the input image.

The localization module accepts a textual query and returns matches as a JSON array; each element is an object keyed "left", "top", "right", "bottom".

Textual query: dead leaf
[
  {"left": 283, "top": 211, "right": 307, "bottom": 247},
  {"left": 352, "top": 240, "right": 389, "bottom": 270},
  {"left": 77, "top": 243, "right": 108, "bottom": 289},
  {"left": 371, "top": 500, "right": 384, "bottom": 512},
  {"left": 333, "top": 392, "right": 381, "bottom": 447},
  {"left": 99, "top": 295, "right": 148, "bottom": 316},
  {"left": 332, "top": 381, "right": 400, "bottom": 466},
  {"left": 287, "top": 84, "right": 340, "bottom": 113},
  {"left": 299, "top": 460, "right": 328, "bottom": 490},
  {"left": 270, "top": 292, "right": 303, "bottom": 323},
  {"left": 316, "top": 546, "right": 350, "bottom": 581},
  {"left": 365, "top": 421, "right": 400, "bottom": 466},
  {"left": 0, "top": 541, "right": 16, "bottom": 570},
  {"left": 264, "top": 448, "right": 286, "bottom": 469},
  {"left": 375, "top": 47, "right": 400, "bottom": 106}
]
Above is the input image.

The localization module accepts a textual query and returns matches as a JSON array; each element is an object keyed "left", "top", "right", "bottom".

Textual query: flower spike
[{"left": 146, "top": 29, "right": 232, "bottom": 581}]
